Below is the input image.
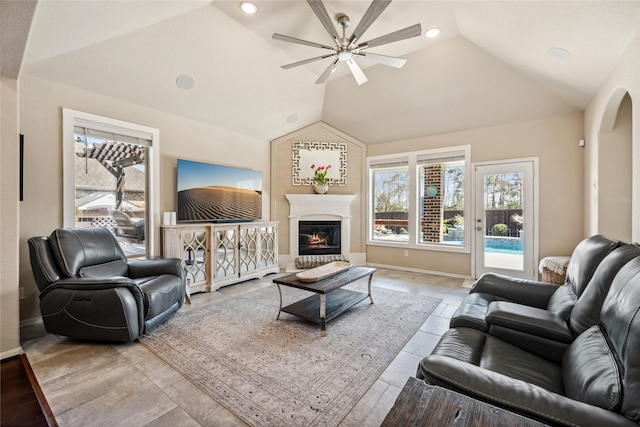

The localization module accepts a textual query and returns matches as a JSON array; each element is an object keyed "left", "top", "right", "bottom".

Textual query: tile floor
[{"left": 21, "top": 267, "right": 469, "bottom": 427}]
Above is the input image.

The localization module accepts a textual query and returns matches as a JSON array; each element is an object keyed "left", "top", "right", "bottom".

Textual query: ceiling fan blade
[
  {"left": 272, "top": 33, "right": 335, "bottom": 51},
  {"left": 315, "top": 58, "right": 340, "bottom": 84},
  {"left": 348, "top": 0, "right": 391, "bottom": 45},
  {"left": 307, "top": 0, "right": 340, "bottom": 43},
  {"left": 358, "top": 23, "right": 422, "bottom": 49},
  {"left": 354, "top": 52, "right": 407, "bottom": 68},
  {"left": 282, "top": 54, "right": 336, "bottom": 70},
  {"left": 345, "top": 58, "right": 368, "bottom": 85}
]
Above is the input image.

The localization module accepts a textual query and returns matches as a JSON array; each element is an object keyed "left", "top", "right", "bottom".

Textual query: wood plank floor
[{"left": 1, "top": 353, "right": 57, "bottom": 427}]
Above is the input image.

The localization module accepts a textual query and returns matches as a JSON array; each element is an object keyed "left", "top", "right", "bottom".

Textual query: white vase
[{"left": 313, "top": 183, "right": 329, "bottom": 194}]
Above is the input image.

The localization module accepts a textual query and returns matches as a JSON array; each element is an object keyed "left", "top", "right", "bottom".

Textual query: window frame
[
  {"left": 367, "top": 145, "right": 471, "bottom": 254},
  {"left": 62, "top": 108, "right": 160, "bottom": 257}
]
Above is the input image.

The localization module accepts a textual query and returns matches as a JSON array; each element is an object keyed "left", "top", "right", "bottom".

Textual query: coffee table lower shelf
[{"left": 280, "top": 289, "right": 369, "bottom": 324}]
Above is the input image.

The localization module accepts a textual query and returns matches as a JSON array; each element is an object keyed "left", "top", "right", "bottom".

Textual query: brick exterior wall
[{"left": 421, "top": 165, "right": 444, "bottom": 243}]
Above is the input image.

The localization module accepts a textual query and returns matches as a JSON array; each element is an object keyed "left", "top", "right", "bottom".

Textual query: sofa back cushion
[
  {"left": 563, "top": 235, "right": 622, "bottom": 296},
  {"left": 28, "top": 236, "right": 63, "bottom": 291},
  {"left": 562, "top": 325, "right": 621, "bottom": 410},
  {"left": 569, "top": 244, "right": 640, "bottom": 336},
  {"left": 49, "top": 227, "right": 127, "bottom": 277},
  {"left": 599, "top": 257, "right": 640, "bottom": 421}
]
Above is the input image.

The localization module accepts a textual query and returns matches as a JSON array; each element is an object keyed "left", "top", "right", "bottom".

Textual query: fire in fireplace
[{"left": 299, "top": 220, "right": 341, "bottom": 256}]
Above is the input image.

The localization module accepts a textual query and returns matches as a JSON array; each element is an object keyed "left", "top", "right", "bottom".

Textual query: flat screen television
[{"left": 176, "top": 159, "right": 262, "bottom": 222}]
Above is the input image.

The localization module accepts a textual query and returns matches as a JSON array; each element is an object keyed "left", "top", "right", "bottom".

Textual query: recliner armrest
[
  {"left": 472, "top": 273, "right": 559, "bottom": 308},
  {"left": 39, "top": 277, "right": 141, "bottom": 299},
  {"left": 487, "top": 301, "right": 574, "bottom": 343},
  {"left": 418, "top": 355, "right": 638, "bottom": 427},
  {"left": 128, "top": 258, "right": 183, "bottom": 279}
]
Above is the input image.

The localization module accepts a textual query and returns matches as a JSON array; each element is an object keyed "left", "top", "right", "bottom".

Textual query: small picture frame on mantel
[{"left": 292, "top": 141, "right": 347, "bottom": 186}]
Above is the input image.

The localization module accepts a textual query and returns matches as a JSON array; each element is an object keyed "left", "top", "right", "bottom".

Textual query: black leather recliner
[
  {"left": 469, "top": 243, "right": 640, "bottom": 361},
  {"left": 450, "top": 235, "right": 622, "bottom": 334},
  {"left": 417, "top": 256, "right": 640, "bottom": 426},
  {"left": 28, "top": 227, "right": 186, "bottom": 342}
]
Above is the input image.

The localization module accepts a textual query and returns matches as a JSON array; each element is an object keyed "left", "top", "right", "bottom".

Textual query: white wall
[
  {"left": 366, "top": 112, "right": 585, "bottom": 277},
  {"left": 584, "top": 32, "right": 640, "bottom": 242},
  {"left": 1, "top": 77, "right": 22, "bottom": 358},
  {"left": 18, "top": 74, "right": 272, "bottom": 322}
]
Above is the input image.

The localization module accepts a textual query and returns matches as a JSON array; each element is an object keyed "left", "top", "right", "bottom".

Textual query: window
[
  {"left": 370, "top": 157, "right": 409, "bottom": 242},
  {"left": 368, "top": 146, "right": 470, "bottom": 252},
  {"left": 417, "top": 151, "right": 465, "bottom": 247},
  {"left": 63, "top": 109, "right": 160, "bottom": 257}
]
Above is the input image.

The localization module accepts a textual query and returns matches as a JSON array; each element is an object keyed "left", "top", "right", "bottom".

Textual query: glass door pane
[{"left": 474, "top": 161, "right": 535, "bottom": 280}]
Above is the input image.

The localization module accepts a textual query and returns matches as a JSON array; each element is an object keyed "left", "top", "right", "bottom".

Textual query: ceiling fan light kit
[{"left": 272, "top": 0, "right": 422, "bottom": 85}]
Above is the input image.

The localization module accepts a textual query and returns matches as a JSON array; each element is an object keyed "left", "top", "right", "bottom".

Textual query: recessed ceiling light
[
  {"left": 425, "top": 28, "right": 441, "bottom": 38},
  {"left": 240, "top": 2, "right": 257, "bottom": 14},
  {"left": 176, "top": 74, "right": 195, "bottom": 90},
  {"left": 287, "top": 114, "right": 298, "bottom": 123},
  {"left": 548, "top": 47, "right": 572, "bottom": 60}
]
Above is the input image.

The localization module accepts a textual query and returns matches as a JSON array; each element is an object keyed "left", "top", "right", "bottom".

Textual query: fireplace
[
  {"left": 299, "top": 220, "right": 341, "bottom": 255},
  {"left": 285, "top": 194, "right": 356, "bottom": 271}
]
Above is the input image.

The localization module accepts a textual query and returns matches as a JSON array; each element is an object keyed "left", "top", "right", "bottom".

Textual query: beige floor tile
[
  {"left": 378, "top": 351, "right": 423, "bottom": 389},
  {"left": 22, "top": 267, "right": 465, "bottom": 427},
  {"left": 339, "top": 380, "right": 389, "bottom": 426},
  {"left": 360, "top": 383, "right": 403, "bottom": 426},
  {"left": 402, "top": 330, "right": 442, "bottom": 357},
  {"left": 419, "top": 314, "right": 451, "bottom": 336}
]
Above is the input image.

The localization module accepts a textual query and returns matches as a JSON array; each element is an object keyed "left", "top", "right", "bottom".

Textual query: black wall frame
[{"left": 19, "top": 134, "right": 24, "bottom": 201}]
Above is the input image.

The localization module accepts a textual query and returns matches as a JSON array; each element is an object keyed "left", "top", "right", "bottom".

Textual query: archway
[{"left": 598, "top": 91, "right": 632, "bottom": 241}]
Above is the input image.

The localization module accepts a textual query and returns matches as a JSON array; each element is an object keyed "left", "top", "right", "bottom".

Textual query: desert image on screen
[
  {"left": 177, "top": 160, "right": 262, "bottom": 222},
  {"left": 178, "top": 186, "right": 261, "bottom": 221}
]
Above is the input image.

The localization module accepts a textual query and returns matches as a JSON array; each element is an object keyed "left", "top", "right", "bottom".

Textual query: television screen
[{"left": 177, "top": 159, "right": 262, "bottom": 222}]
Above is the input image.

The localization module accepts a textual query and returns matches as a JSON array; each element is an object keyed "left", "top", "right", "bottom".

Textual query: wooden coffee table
[
  {"left": 273, "top": 266, "right": 376, "bottom": 336},
  {"left": 382, "top": 377, "right": 547, "bottom": 426}
]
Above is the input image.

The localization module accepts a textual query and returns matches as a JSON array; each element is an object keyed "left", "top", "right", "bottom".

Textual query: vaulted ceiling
[{"left": 13, "top": 1, "right": 640, "bottom": 144}]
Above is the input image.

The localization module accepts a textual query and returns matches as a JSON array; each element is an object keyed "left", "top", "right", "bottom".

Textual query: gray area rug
[{"left": 140, "top": 282, "right": 441, "bottom": 427}]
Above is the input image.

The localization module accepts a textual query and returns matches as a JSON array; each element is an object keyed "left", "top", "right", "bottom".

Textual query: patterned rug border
[{"left": 140, "top": 283, "right": 441, "bottom": 427}]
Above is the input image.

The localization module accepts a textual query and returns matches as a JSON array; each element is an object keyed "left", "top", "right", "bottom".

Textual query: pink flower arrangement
[{"left": 310, "top": 163, "right": 331, "bottom": 185}]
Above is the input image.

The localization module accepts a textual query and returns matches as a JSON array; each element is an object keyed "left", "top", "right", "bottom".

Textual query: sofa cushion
[
  {"left": 80, "top": 260, "right": 129, "bottom": 278},
  {"left": 545, "top": 284, "right": 577, "bottom": 319},
  {"left": 569, "top": 244, "right": 640, "bottom": 336},
  {"left": 600, "top": 257, "right": 640, "bottom": 421},
  {"left": 50, "top": 227, "right": 127, "bottom": 277},
  {"left": 563, "top": 234, "right": 621, "bottom": 297},
  {"left": 562, "top": 325, "right": 621, "bottom": 411},
  {"left": 486, "top": 301, "right": 574, "bottom": 343},
  {"left": 427, "top": 328, "right": 564, "bottom": 394},
  {"left": 135, "top": 275, "right": 184, "bottom": 320},
  {"left": 449, "top": 292, "right": 503, "bottom": 332}
]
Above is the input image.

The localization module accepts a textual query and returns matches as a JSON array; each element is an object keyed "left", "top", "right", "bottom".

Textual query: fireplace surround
[{"left": 285, "top": 194, "right": 356, "bottom": 271}]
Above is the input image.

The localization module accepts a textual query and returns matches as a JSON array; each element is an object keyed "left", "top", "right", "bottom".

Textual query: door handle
[{"left": 476, "top": 226, "right": 483, "bottom": 231}]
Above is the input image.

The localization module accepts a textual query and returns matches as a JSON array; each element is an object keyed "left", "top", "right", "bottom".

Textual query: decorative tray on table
[{"left": 295, "top": 261, "right": 352, "bottom": 283}]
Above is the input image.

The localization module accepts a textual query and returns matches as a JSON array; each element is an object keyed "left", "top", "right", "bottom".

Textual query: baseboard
[
  {"left": 365, "top": 262, "right": 472, "bottom": 280},
  {"left": 1, "top": 347, "right": 23, "bottom": 361}
]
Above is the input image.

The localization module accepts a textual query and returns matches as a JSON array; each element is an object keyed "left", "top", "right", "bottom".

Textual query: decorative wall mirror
[{"left": 292, "top": 141, "right": 347, "bottom": 186}]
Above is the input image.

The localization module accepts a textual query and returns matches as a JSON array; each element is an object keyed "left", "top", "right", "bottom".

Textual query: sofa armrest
[
  {"left": 40, "top": 276, "right": 138, "bottom": 297},
  {"left": 486, "top": 301, "right": 574, "bottom": 343},
  {"left": 128, "top": 258, "right": 183, "bottom": 279},
  {"left": 472, "top": 273, "right": 559, "bottom": 308},
  {"left": 418, "top": 355, "right": 638, "bottom": 427}
]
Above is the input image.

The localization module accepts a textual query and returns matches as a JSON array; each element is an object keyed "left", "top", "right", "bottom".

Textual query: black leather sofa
[
  {"left": 28, "top": 227, "right": 186, "bottom": 342},
  {"left": 417, "top": 238, "right": 640, "bottom": 426}
]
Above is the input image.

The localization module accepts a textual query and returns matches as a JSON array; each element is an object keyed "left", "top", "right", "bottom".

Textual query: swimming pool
[
  {"left": 485, "top": 236, "right": 523, "bottom": 254},
  {"left": 444, "top": 236, "right": 523, "bottom": 255}
]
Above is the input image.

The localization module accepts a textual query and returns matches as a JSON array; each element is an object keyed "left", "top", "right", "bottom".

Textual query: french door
[{"left": 473, "top": 160, "right": 537, "bottom": 280}]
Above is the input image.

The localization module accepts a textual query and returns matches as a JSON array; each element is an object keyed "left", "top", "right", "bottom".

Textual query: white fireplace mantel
[{"left": 285, "top": 194, "right": 356, "bottom": 271}]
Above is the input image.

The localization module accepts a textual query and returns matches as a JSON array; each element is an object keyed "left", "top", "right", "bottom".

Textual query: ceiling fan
[{"left": 272, "top": 0, "right": 422, "bottom": 85}]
